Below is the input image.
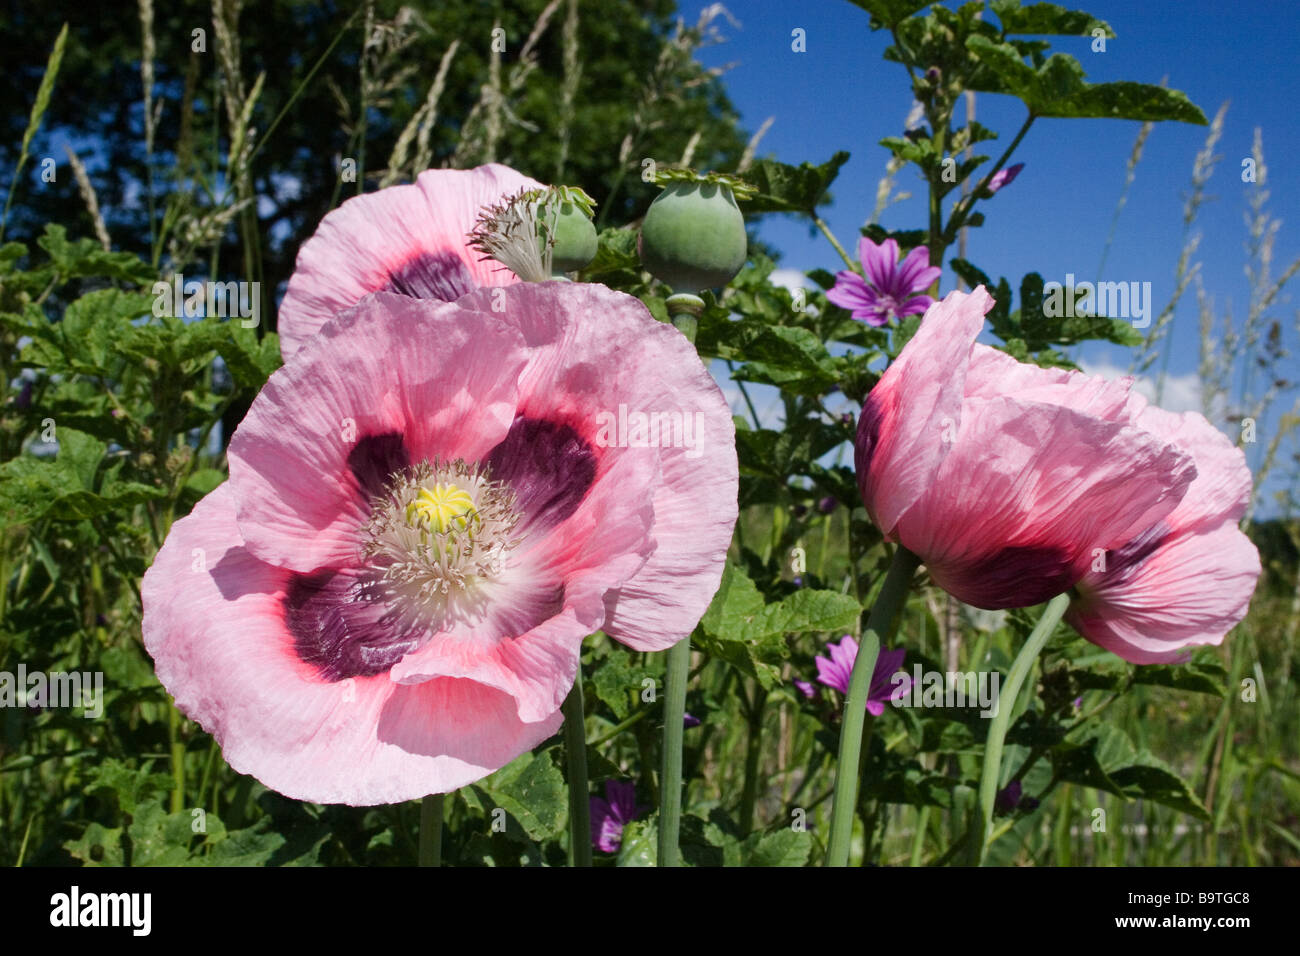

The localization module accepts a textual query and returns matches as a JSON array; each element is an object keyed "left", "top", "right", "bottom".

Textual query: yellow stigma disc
[{"left": 405, "top": 483, "right": 479, "bottom": 536}]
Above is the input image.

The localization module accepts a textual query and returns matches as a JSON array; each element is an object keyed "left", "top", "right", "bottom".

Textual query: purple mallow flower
[
  {"left": 986, "top": 162, "right": 1024, "bottom": 195},
  {"left": 995, "top": 780, "right": 1022, "bottom": 814},
  {"left": 802, "top": 635, "right": 910, "bottom": 716},
  {"left": 826, "top": 237, "right": 940, "bottom": 327},
  {"left": 590, "top": 779, "right": 646, "bottom": 853}
]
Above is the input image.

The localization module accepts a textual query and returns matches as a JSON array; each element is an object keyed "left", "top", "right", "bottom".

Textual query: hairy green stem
[{"left": 826, "top": 546, "right": 920, "bottom": 865}]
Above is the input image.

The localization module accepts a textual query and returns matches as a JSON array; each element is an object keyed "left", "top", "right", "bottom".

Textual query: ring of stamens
[{"left": 363, "top": 459, "right": 524, "bottom": 629}]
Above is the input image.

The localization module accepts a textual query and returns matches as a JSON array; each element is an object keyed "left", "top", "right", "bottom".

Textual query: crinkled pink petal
[
  {"left": 141, "top": 485, "right": 562, "bottom": 805},
  {"left": 228, "top": 292, "right": 527, "bottom": 573},
  {"left": 965, "top": 344, "right": 1140, "bottom": 422},
  {"left": 1067, "top": 522, "right": 1260, "bottom": 664},
  {"left": 277, "top": 164, "right": 544, "bottom": 357},
  {"left": 896, "top": 394, "right": 1195, "bottom": 609},
  {"left": 857, "top": 286, "right": 994, "bottom": 536},
  {"left": 1131, "top": 403, "right": 1252, "bottom": 532}
]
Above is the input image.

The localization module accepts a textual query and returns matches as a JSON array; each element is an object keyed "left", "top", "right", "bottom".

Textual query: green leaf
[
  {"left": 1132, "top": 657, "right": 1228, "bottom": 697},
  {"left": 615, "top": 817, "right": 658, "bottom": 866},
  {"left": 64, "top": 822, "right": 125, "bottom": 866},
  {"left": 86, "top": 758, "right": 174, "bottom": 815},
  {"left": 37, "top": 225, "right": 155, "bottom": 284},
  {"left": 590, "top": 644, "right": 656, "bottom": 721},
  {"left": 1052, "top": 724, "right": 1209, "bottom": 819},
  {"left": 697, "top": 564, "right": 860, "bottom": 688},
  {"left": 580, "top": 227, "right": 641, "bottom": 278},
  {"left": 743, "top": 152, "right": 850, "bottom": 215},
  {"left": 218, "top": 319, "right": 282, "bottom": 390},
  {"left": 1046, "top": 81, "right": 1207, "bottom": 123},
  {"left": 847, "top": 0, "right": 933, "bottom": 29},
  {"left": 127, "top": 800, "right": 201, "bottom": 866},
  {"left": 966, "top": 36, "right": 1206, "bottom": 124},
  {"left": 478, "top": 751, "right": 568, "bottom": 841},
  {"left": 0, "top": 430, "right": 167, "bottom": 527},
  {"left": 991, "top": 0, "right": 1113, "bottom": 37},
  {"left": 726, "top": 828, "right": 812, "bottom": 866}
]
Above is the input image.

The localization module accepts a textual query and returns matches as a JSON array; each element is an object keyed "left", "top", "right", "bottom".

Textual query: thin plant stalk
[
  {"left": 562, "top": 676, "right": 592, "bottom": 867},
  {"left": 826, "top": 546, "right": 920, "bottom": 866},
  {"left": 658, "top": 636, "right": 690, "bottom": 866},
  {"left": 418, "top": 793, "right": 442, "bottom": 866},
  {"left": 971, "top": 591, "right": 1070, "bottom": 866},
  {"left": 657, "top": 297, "right": 703, "bottom": 866}
]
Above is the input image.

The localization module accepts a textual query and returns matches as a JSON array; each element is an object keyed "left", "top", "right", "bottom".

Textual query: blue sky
[{"left": 694, "top": 0, "right": 1300, "bottom": 514}]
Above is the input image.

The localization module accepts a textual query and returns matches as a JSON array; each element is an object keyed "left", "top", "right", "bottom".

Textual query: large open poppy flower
[
  {"left": 143, "top": 282, "right": 738, "bottom": 804},
  {"left": 276, "top": 163, "right": 543, "bottom": 357},
  {"left": 855, "top": 285, "right": 1258, "bottom": 661}
]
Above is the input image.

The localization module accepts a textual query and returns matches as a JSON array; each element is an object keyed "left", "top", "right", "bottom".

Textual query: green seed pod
[
  {"left": 638, "top": 172, "right": 751, "bottom": 293},
  {"left": 539, "top": 198, "right": 598, "bottom": 274}
]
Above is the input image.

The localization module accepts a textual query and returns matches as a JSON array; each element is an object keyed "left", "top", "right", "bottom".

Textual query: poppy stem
[
  {"left": 659, "top": 294, "right": 700, "bottom": 868},
  {"left": 562, "top": 675, "right": 592, "bottom": 867},
  {"left": 658, "top": 634, "right": 691, "bottom": 866},
  {"left": 418, "top": 794, "right": 442, "bottom": 867},
  {"left": 826, "top": 546, "right": 920, "bottom": 866},
  {"left": 971, "top": 591, "right": 1070, "bottom": 866}
]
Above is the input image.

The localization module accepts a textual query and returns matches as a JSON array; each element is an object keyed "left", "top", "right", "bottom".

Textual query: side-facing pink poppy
[
  {"left": 1065, "top": 400, "right": 1260, "bottom": 663},
  {"left": 854, "top": 286, "right": 1259, "bottom": 661},
  {"left": 143, "top": 282, "right": 738, "bottom": 805},
  {"left": 276, "top": 163, "right": 543, "bottom": 357}
]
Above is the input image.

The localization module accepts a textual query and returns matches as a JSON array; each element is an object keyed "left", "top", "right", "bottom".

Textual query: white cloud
[
  {"left": 1077, "top": 358, "right": 1206, "bottom": 415},
  {"left": 769, "top": 268, "right": 812, "bottom": 294}
]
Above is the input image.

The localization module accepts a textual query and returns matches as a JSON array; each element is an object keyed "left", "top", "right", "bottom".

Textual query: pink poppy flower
[
  {"left": 276, "top": 163, "right": 543, "bottom": 357},
  {"left": 1065, "top": 402, "right": 1259, "bottom": 663},
  {"left": 142, "top": 282, "right": 738, "bottom": 805},
  {"left": 855, "top": 286, "right": 1259, "bottom": 661},
  {"left": 856, "top": 285, "right": 1198, "bottom": 611}
]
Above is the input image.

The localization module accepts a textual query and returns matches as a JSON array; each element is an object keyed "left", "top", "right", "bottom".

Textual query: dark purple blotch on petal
[
  {"left": 382, "top": 251, "right": 476, "bottom": 302},
  {"left": 348, "top": 432, "right": 410, "bottom": 501},
  {"left": 484, "top": 417, "right": 597, "bottom": 532},
  {"left": 963, "top": 543, "right": 1077, "bottom": 610},
  {"left": 285, "top": 570, "right": 423, "bottom": 681},
  {"left": 1101, "top": 521, "right": 1171, "bottom": 585}
]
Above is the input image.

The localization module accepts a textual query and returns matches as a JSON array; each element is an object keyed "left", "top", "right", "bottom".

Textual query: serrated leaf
[
  {"left": 480, "top": 751, "right": 567, "bottom": 841},
  {"left": 615, "top": 817, "right": 657, "bottom": 866},
  {"left": 744, "top": 152, "right": 850, "bottom": 215},
  {"left": 1132, "top": 658, "right": 1227, "bottom": 697},
  {"left": 966, "top": 36, "right": 1206, "bottom": 123},
  {"left": 991, "top": 0, "right": 1113, "bottom": 37},
  {"left": 847, "top": 0, "right": 933, "bottom": 29}
]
